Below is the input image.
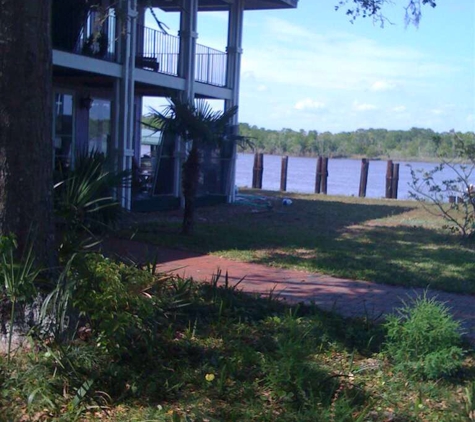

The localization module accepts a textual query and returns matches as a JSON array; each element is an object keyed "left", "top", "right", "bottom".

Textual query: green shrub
[
  {"left": 54, "top": 151, "right": 129, "bottom": 256},
  {"left": 384, "top": 292, "right": 464, "bottom": 379},
  {"left": 45, "top": 253, "right": 191, "bottom": 359},
  {"left": 70, "top": 254, "right": 157, "bottom": 357},
  {"left": 0, "top": 234, "right": 39, "bottom": 362},
  {"left": 33, "top": 252, "right": 195, "bottom": 408}
]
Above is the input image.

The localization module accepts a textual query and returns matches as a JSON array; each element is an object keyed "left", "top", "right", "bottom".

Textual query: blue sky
[{"left": 146, "top": 1, "right": 475, "bottom": 133}]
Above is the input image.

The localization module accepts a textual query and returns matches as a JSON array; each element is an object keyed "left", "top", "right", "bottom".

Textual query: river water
[{"left": 235, "top": 153, "right": 470, "bottom": 200}]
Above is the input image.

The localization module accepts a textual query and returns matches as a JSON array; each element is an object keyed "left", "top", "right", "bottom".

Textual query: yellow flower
[{"left": 205, "top": 373, "right": 215, "bottom": 382}]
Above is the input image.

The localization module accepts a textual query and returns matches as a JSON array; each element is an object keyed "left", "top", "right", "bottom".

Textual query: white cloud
[
  {"left": 240, "top": 16, "right": 464, "bottom": 97},
  {"left": 370, "top": 80, "right": 397, "bottom": 92},
  {"left": 294, "top": 98, "right": 326, "bottom": 111},
  {"left": 241, "top": 69, "right": 256, "bottom": 81},
  {"left": 430, "top": 109, "right": 444, "bottom": 115},
  {"left": 257, "top": 84, "right": 268, "bottom": 92},
  {"left": 353, "top": 101, "right": 377, "bottom": 112},
  {"left": 392, "top": 106, "right": 407, "bottom": 112},
  {"left": 265, "top": 17, "right": 316, "bottom": 41}
]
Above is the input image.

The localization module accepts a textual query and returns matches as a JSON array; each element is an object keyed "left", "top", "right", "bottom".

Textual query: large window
[
  {"left": 54, "top": 93, "right": 74, "bottom": 171},
  {"left": 88, "top": 99, "right": 111, "bottom": 155}
]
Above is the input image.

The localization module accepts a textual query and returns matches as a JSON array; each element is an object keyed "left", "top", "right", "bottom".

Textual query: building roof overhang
[{"left": 141, "top": 0, "right": 298, "bottom": 12}]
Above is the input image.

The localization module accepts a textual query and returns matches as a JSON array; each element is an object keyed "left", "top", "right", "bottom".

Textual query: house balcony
[
  {"left": 52, "top": 12, "right": 227, "bottom": 88},
  {"left": 52, "top": 10, "right": 118, "bottom": 62},
  {"left": 136, "top": 24, "right": 227, "bottom": 87}
]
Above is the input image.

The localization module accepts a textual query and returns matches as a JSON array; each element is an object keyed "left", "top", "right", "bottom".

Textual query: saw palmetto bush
[{"left": 54, "top": 151, "right": 130, "bottom": 255}]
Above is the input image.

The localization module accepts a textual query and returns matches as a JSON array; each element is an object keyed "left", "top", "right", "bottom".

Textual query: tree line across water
[{"left": 238, "top": 124, "right": 475, "bottom": 160}]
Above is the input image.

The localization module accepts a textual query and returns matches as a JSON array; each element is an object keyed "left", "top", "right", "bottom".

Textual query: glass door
[
  {"left": 53, "top": 93, "right": 74, "bottom": 171},
  {"left": 88, "top": 98, "right": 111, "bottom": 155}
]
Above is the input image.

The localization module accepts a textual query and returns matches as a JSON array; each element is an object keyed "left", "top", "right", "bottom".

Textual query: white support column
[
  {"left": 115, "top": 0, "right": 138, "bottom": 209},
  {"left": 225, "top": 0, "right": 244, "bottom": 202},
  {"left": 136, "top": 6, "right": 146, "bottom": 57},
  {"left": 174, "top": 0, "right": 199, "bottom": 200},
  {"left": 178, "top": 0, "right": 198, "bottom": 100}
]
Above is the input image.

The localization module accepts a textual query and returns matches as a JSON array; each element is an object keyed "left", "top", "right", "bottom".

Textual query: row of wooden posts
[{"left": 251, "top": 153, "right": 400, "bottom": 199}]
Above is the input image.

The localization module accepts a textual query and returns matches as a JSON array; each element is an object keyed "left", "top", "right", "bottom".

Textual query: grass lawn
[{"left": 127, "top": 189, "right": 475, "bottom": 295}]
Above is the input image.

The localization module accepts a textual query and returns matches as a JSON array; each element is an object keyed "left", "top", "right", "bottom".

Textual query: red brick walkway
[{"left": 106, "top": 238, "right": 475, "bottom": 344}]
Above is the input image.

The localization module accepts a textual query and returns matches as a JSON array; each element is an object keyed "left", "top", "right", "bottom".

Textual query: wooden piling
[
  {"left": 258, "top": 153, "right": 264, "bottom": 189},
  {"left": 447, "top": 195, "right": 464, "bottom": 204},
  {"left": 315, "top": 156, "right": 323, "bottom": 193},
  {"left": 252, "top": 152, "right": 264, "bottom": 189},
  {"left": 359, "top": 158, "right": 369, "bottom": 197},
  {"left": 280, "top": 156, "right": 288, "bottom": 191},
  {"left": 321, "top": 157, "right": 329, "bottom": 194},
  {"left": 385, "top": 160, "right": 393, "bottom": 199},
  {"left": 252, "top": 152, "right": 259, "bottom": 189},
  {"left": 391, "top": 163, "right": 400, "bottom": 199}
]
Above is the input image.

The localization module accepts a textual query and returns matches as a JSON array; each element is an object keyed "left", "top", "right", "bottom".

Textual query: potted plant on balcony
[{"left": 82, "top": 31, "right": 109, "bottom": 58}]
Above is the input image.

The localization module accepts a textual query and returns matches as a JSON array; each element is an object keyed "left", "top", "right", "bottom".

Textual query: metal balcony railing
[
  {"left": 136, "top": 24, "right": 180, "bottom": 75},
  {"left": 136, "top": 24, "right": 227, "bottom": 87},
  {"left": 195, "top": 43, "right": 227, "bottom": 87},
  {"left": 52, "top": 10, "right": 117, "bottom": 62}
]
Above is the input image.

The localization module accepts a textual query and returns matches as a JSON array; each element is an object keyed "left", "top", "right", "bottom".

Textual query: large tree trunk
[{"left": 0, "top": 0, "right": 55, "bottom": 267}]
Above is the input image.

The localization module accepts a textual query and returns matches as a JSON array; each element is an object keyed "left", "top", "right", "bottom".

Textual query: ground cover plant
[
  {"left": 384, "top": 292, "right": 465, "bottom": 380},
  {"left": 128, "top": 189, "right": 475, "bottom": 294},
  {"left": 1, "top": 255, "right": 474, "bottom": 422}
]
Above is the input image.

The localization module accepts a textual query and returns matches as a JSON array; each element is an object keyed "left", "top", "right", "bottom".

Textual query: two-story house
[{"left": 52, "top": 0, "right": 298, "bottom": 211}]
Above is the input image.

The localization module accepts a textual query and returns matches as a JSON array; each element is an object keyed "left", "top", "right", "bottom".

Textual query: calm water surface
[{"left": 235, "top": 153, "right": 467, "bottom": 200}]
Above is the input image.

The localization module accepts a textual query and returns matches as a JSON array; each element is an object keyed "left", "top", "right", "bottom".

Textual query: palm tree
[{"left": 146, "top": 98, "right": 238, "bottom": 235}]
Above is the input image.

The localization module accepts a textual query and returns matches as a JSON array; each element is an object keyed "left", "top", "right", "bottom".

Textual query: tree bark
[
  {"left": 0, "top": 0, "right": 55, "bottom": 267},
  {"left": 182, "top": 144, "right": 200, "bottom": 235}
]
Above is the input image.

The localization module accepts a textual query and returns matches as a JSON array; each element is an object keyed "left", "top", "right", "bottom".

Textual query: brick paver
[{"left": 106, "top": 238, "right": 475, "bottom": 344}]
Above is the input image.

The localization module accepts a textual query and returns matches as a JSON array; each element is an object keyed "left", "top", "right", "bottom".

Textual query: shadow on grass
[
  {"left": 252, "top": 224, "right": 475, "bottom": 293},
  {"left": 104, "top": 283, "right": 376, "bottom": 419},
  {"left": 129, "top": 196, "right": 475, "bottom": 294},
  {"left": 132, "top": 197, "right": 415, "bottom": 250}
]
